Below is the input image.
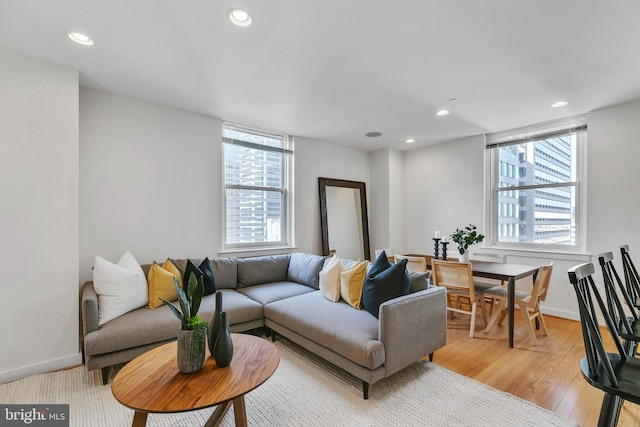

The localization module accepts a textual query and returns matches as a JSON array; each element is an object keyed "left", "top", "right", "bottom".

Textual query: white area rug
[{"left": 1, "top": 337, "right": 578, "bottom": 426}]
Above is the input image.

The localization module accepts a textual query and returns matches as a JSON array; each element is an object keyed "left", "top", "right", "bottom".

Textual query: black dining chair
[
  {"left": 568, "top": 262, "right": 640, "bottom": 427},
  {"left": 598, "top": 252, "right": 640, "bottom": 356},
  {"left": 620, "top": 245, "right": 640, "bottom": 310}
]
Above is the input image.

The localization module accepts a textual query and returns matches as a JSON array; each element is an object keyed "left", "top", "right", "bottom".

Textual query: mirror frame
[{"left": 318, "top": 177, "right": 371, "bottom": 260}]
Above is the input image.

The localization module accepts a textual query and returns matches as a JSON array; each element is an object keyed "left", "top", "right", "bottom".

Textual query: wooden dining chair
[
  {"left": 484, "top": 264, "right": 553, "bottom": 345},
  {"left": 598, "top": 252, "right": 640, "bottom": 356},
  {"left": 394, "top": 255, "right": 427, "bottom": 272},
  {"left": 431, "top": 260, "right": 492, "bottom": 338},
  {"left": 568, "top": 262, "right": 640, "bottom": 427},
  {"left": 620, "top": 245, "right": 640, "bottom": 310}
]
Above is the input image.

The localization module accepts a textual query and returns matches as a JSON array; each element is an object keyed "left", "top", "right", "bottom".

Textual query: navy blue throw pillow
[
  {"left": 362, "top": 252, "right": 411, "bottom": 318},
  {"left": 184, "top": 258, "right": 216, "bottom": 296}
]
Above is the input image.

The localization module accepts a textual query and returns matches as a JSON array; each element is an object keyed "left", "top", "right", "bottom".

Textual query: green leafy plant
[
  {"left": 161, "top": 273, "right": 208, "bottom": 355},
  {"left": 451, "top": 224, "right": 485, "bottom": 255}
]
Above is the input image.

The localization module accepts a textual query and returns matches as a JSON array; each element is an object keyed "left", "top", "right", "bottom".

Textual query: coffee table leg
[
  {"left": 204, "top": 401, "right": 232, "bottom": 427},
  {"left": 233, "top": 395, "right": 247, "bottom": 427},
  {"left": 132, "top": 411, "right": 148, "bottom": 427}
]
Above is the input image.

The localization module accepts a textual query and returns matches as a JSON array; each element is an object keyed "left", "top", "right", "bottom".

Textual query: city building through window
[
  {"left": 486, "top": 115, "right": 586, "bottom": 249},
  {"left": 222, "top": 123, "right": 293, "bottom": 249}
]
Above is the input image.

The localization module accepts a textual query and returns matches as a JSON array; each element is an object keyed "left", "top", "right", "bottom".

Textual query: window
[
  {"left": 486, "top": 115, "right": 586, "bottom": 249},
  {"left": 222, "top": 123, "right": 293, "bottom": 249}
]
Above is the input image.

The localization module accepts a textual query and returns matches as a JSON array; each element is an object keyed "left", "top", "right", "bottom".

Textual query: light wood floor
[{"left": 433, "top": 310, "right": 640, "bottom": 426}]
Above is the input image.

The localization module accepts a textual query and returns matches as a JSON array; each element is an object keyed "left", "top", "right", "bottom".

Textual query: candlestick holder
[
  {"left": 433, "top": 238, "right": 441, "bottom": 260},
  {"left": 441, "top": 241, "right": 449, "bottom": 261}
]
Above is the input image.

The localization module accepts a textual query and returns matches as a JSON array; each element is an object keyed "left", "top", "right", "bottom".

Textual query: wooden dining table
[
  {"left": 406, "top": 254, "right": 540, "bottom": 348},
  {"left": 469, "top": 262, "right": 540, "bottom": 348}
]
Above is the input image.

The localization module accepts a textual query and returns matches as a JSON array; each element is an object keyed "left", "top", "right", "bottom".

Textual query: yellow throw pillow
[
  {"left": 340, "top": 261, "right": 368, "bottom": 309},
  {"left": 147, "top": 259, "right": 181, "bottom": 309}
]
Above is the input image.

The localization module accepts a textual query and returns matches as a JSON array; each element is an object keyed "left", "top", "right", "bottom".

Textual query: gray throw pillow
[
  {"left": 408, "top": 270, "right": 430, "bottom": 293},
  {"left": 287, "top": 253, "right": 326, "bottom": 289}
]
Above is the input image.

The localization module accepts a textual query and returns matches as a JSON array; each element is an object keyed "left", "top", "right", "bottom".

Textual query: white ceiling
[{"left": 1, "top": 1, "right": 639, "bottom": 151}]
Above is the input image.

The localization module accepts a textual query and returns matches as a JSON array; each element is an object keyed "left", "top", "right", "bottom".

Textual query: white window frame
[
  {"left": 222, "top": 122, "right": 294, "bottom": 251},
  {"left": 484, "top": 115, "right": 587, "bottom": 253}
]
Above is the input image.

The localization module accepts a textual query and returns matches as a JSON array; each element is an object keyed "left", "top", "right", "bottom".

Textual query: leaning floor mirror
[{"left": 318, "top": 177, "right": 371, "bottom": 261}]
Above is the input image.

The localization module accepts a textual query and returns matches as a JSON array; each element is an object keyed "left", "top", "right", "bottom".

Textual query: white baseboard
[
  {"left": 541, "top": 306, "right": 580, "bottom": 322},
  {"left": 0, "top": 353, "right": 82, "bottom": 384}
]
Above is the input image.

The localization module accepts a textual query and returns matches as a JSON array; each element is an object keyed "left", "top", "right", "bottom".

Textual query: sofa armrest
[
  {"left": 82, "top": 281, "right": 100, "bottom": 337},
  {"left": 378, "top": 286, "right": 447, "bottom": 376}
]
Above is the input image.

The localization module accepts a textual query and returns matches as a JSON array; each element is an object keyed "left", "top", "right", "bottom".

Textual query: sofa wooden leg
[
  {"left": 101, "top": 366, "right": 110, "bottom": 385},
  {"left": 271, "top": 331, "right": 277, "bottom": 342},
  {"left": 362, "top": 381, "right": 369, "bottom": 399},
  {"left": 428, "top": 352, "right": 434, "bottom": 362}
]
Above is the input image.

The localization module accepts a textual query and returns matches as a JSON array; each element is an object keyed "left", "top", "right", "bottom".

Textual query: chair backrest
[
  {"left": 531, "top": 263, "right": 553, "bottom": 302},
  {"left": 568, "top": 262, "right": 626, "bottom": 387},
  {"left": 375, "top": 249, "right": 394, "bottom": 259},
  {"left": 598, "top": 252, "right": 640, "bottom": 325},
  {"left": 431, "top": 260, "right": 477, "bottom": 298},
  {"left": 394, "top": 255, "right": 427, "bottom": 272},
  {"left": 620, "top": 245, "right": 640, "bottom": 303}
]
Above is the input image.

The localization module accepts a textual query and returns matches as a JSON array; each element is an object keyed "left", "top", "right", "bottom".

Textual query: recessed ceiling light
[
  {"left": 551, "top": 101, "right": 569, "bottom": 108},
  {"left": 436, "top": 109, "right": 450, "bottom": 116},
  {"left": 228, "top": 9, "right": 252, "bottom": 27},
  {"left": 67, "top": 32, "right": 94, "bottom": 46},
  {"left": 405, "top": 138, "right": 415, "bottom": 144},
  {"left": 365, "top": 132, "right": 382, "bottom": 137}
]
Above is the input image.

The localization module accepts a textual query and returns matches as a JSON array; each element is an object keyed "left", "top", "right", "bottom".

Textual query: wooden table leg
[
  {"left": 132, "top": 411, "right": 148, "bottom": 427},
  {"left": 508, "top": 277, "right": 515, "bottom": 348},
  {"left": 233, "top": 395, "right": 247, "bottom": 427},
  {"left": 204, "top": 401, "right": 232, "bottom": 427}
]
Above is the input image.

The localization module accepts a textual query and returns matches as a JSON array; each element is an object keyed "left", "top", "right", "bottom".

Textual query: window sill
[
  {"left": 472, "top": 246, "right": 591, "bottom": 262},
  {"left": 219, "top": 245, "right": 298, "bottom": 259}
]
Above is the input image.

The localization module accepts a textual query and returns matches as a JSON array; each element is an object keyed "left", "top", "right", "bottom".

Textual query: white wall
[
  {"left": 370, "top": 149, "right": 404, "bottom": 257},
  {"left": 79, "top": 90, "right": 371, "bottom": 280},
  {"left": 293, "top": 136, "right": 370, "bottom": 256},
  {"left": 79, "top": 89, "right": 222, "bottom": 282},
  {"left": 403, "top": 135, "right": 485, "bottom": 255},
  {"left": 587, "top": 100, "right": 640, "bottom": 258},
  {"left": 0, "top": 49, "right": 80, "bottom": 382}
]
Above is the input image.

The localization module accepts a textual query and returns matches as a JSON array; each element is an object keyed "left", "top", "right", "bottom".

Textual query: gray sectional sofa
[{"left": 81, "top": 252, "right": 447, "bottom": 398}]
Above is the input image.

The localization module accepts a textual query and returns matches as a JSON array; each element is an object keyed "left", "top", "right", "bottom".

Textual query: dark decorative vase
[
  {"left": 213, "top": 311, "right": 233, "bottom": 368},
  {"left": 209, "top": 291, "right": 223, "bottom": 357}
]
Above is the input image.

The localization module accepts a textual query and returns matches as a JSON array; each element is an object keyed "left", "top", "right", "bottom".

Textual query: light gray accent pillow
[
  {"left": 212, "top": 258, "right": 237, "bottom": 289},
  {"left": 287, "top": 252, "right": 326, "bottom": 289},
  {"left": 408, "top": 270, "right": 430, "bottom": 293},
  {"left": 237, "top": 254, "right": 291, "bottom": 288}
]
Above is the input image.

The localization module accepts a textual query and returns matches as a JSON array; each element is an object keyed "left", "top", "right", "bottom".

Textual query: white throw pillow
[
  {"left": 93, "top": 251, "right": 149, "bottom": 326},
  {"left": 319, "top": 255, "right": 342, "bottom": 302}
]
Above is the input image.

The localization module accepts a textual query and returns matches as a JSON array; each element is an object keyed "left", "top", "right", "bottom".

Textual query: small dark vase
[
  {"left": 213, "top": 311, "right": 233, "bottom": 368},
  {"left": 208, "top": 291, "right": 223, "bottom": 357}
]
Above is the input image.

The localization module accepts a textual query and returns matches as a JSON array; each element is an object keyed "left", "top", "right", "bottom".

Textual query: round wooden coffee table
[{"left": 112, "top": 333, "right": 279, "bottom": 427}]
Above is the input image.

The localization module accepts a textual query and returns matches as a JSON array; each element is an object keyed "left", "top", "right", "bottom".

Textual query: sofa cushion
[
  {"left": 184, "top": 258, "right": 216, "bottom": 295},
  {"left": 264, "top": 291, "right": 384, "bottom": 370},
  {"left": 237, "top": 281, "right": 315, "bottom": 305},
  {"left": 93, "top": 252, "right": 148, "bottom": 326},
  {"left": 237, "top": 255, "right": 290, "bottom": 288},
  {"left": 361, "top": 254, "right": 410, "bottom": 318},
  {"left": 147, "top": 259, "right": 180, "bottom": 309},
  {"left": 211, "top": 257, "right": 237, "bottom": 289},
  {"left": 84, "top": 290, "right": 263, "bottom": 356},
  {"left": 287, "top": 252, "right": 325, "bottom": 289},
  {"left": 340, "top": 261, "right": 368, "bottom": 309},
  {"left": 319, "top": 254, "right": 342, "bottom": 302}
]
